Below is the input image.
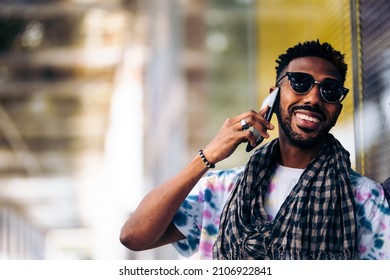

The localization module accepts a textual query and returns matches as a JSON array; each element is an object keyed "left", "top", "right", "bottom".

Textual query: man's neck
[{"left": 277, "top": 137, "right": 324, "bottom": 169}]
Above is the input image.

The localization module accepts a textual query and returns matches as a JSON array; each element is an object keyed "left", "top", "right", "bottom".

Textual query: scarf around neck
[{"left": 212, "top": 134, "right": 359, "bottom": 260}]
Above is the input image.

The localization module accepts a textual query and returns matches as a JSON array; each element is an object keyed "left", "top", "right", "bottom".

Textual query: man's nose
[{"left": 302, "top": 82, "right": 323, "bottom": 104}]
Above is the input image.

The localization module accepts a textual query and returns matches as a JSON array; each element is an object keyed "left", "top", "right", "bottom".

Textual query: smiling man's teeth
[{"left": 296, "top": 113, "right": 320, "bottom": 123}]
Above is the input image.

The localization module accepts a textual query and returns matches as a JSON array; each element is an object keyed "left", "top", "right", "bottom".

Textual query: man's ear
[
  {"left": 337, "top": 103, "right": 343, "bottom": 117},
  {"left": 332, "top": 103, "right": 343, "bottom": 127},
  {"left": 269, "top": 86, "right": 277, "bottom": 93}
]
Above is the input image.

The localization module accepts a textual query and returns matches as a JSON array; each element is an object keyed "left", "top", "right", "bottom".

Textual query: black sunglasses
[{"left": 276, "top": 72, "right": 349, "bottom": 103}]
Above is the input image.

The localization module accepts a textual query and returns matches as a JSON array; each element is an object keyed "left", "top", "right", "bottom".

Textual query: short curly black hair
[{"left": 275, "top": 40, "right": 348, "bottom": 84}]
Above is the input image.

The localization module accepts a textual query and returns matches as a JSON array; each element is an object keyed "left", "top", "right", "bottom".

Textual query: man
[{"left": 120, "top": 40, "right": 390, "bottom": 260}]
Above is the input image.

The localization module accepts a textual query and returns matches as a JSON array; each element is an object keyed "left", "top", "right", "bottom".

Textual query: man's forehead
[{"left": 286, "top": 56, "right": 342, "bottom": 80}]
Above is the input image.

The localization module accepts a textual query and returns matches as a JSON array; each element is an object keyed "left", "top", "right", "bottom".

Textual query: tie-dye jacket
[{"left": 172, "top": 167, "right": 390, "bottom": 259}]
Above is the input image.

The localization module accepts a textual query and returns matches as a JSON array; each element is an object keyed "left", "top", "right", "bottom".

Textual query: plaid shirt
[{"left": 172, "top": 167, "right": 390, "bottom": 259}]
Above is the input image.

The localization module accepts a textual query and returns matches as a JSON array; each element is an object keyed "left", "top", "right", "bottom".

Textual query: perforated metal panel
[{"left": 355, "top": 0, "right": 390, "bottom": 182}]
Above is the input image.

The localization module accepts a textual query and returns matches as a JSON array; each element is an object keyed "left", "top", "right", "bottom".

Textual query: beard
[{"left": 276, "top": 104, "right": 336, "bottom": 149}]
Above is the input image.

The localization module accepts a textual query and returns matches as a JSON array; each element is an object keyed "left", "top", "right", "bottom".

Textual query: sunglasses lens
[
  {"left": 287, "top": 72, "right": 346, "bottom": 103},
  {"left": 288, "top": 73, "right": 313, "bottom": 93},
  {"left": 320, "top": 80, "right": 343, "bottom": 102}
]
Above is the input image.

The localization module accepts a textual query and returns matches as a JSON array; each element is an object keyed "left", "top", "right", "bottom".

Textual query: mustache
[{"left": 290, "top": 105, "right": 326, "bottom": 119}]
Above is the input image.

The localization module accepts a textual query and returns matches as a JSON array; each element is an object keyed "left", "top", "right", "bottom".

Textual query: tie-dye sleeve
[
  {"left": 352, "top": 171, "right": 390, "bottom": 259},
  {"left": 172, "top": 167, "right": 244, "bottom": 258},
  {"left": 171, "top": 188, "right": 203, "bottom": 258}
]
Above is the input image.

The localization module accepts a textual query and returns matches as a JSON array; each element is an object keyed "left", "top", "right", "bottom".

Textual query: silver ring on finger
[{"left": 240, "top": 119, "right": 250, "bottom": 130}]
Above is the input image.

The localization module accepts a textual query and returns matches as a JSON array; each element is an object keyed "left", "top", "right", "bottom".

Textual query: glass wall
[{"left": 0, "top": 0, "right": 136, "bottom": 259}]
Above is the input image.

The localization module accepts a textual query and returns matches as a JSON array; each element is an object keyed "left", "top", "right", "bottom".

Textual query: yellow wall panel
[
  {"left": 255, "top": 0, "right": 355, "bottom": 157},
  {"left": 256, "top": 0, "right": 353, "bottom": 120}
]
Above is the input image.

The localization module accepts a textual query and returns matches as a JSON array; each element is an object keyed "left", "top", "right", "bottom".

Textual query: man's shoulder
[
  {"left": 205, "top": 166, "right": 245, "bottom": 179},
  {"left": 350, "top": 169, "right": 388, "bottom": 207},
  {"left": 196, "top": 166, "right": 244, "bottom": 195},
  {"left": 350, "top": 169, "right": 381, "bottom": 189}
]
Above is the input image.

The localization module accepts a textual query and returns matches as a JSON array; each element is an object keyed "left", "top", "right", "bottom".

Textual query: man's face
[{"left": 276, "top": 56, "right": 344, "bottom": 148}]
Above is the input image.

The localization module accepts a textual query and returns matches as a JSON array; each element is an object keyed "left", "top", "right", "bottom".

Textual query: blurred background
[{"left": 0, "top": 0, "right": 388, "bottom": 260}]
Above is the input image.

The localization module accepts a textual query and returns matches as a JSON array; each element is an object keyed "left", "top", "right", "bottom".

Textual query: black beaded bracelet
[{"left": 198, "top": 150, "right": 215, "bottom": 169}]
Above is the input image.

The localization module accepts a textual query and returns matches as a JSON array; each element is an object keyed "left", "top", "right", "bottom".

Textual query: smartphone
[{"left": 246, "top": 87, "right": 280, "bottom": 152}]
